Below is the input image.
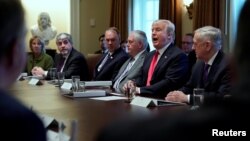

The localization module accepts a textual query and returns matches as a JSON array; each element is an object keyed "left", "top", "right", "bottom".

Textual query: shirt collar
[
  {"left": 207, "top": 51, "right": 219, "bottom": 66},
  {"left": 157, "top": 42, "right": 172, "bottom": 56},
  {"left": 133, "top": 49, "right": 146, "bottom": 61}
]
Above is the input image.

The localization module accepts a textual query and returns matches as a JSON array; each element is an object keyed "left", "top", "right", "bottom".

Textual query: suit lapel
[
  {"left": 62, "top": 49, "right": 75, "bottom": 71},
  {"left": 114, "top": 58, "right": 130, "bottom": 81},
  {"left": 151, "top": 45, "right": 173, "bottom": 78},
  {"left": 204, "top": 51, "right": 223, "bottom": 87}
]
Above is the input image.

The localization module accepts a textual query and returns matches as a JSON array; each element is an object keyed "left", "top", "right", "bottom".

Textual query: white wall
[{"left": 21, "top": 0, "right": 70, "bottom": 51}]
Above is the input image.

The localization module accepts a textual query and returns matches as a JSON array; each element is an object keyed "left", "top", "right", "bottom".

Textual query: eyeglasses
[
  {"left": 57, "top": 40, "right": 69, "bottom": 46},
  {"left": 182, "top": 41, "right": 193, "bottom": 45}
]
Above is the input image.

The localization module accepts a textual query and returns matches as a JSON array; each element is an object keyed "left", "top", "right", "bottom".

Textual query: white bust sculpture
[{"left": 31, "top": 12, "right": 57, "bottom": 47}]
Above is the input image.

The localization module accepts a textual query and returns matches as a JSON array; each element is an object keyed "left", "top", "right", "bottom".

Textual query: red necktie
[{"left": 147, "top": 51, "right": 159, "bottom": 86}]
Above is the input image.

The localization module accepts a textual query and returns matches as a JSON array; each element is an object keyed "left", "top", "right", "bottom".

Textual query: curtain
[
  {"left": 109, "top": 0, "right": 128, "bottom": 42},
  {"left": 193, "top": 0, "right": 225, "bottom": 31},
  {"left": 159, "top": 0, "right": 183, "bottom": 48},
  {"left": 193, "top": 0, "right": 226, "bottom": 50}
]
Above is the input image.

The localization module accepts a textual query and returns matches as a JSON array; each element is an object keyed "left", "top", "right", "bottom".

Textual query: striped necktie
[{"left": 113, "top": 58, "right": 134, "bottom": 92}]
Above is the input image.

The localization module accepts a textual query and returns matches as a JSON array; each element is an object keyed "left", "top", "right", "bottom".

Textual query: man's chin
[{"left": 61, "top": 51, "right": 69, "bottom": 56}]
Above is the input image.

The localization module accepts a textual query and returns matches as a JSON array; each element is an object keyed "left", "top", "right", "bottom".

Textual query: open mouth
[{"left": 152, "top": 37, "right": 158, "bottom": 43}]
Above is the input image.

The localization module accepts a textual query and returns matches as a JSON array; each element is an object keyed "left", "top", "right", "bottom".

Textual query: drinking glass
[
  {"left": 49, "top": 68, "right": 57, "bottom": 82},
  {"left": 71, "top": 76, "right": 80, "bottom": 92},
  {"left": 191, "top": 88, "right": 204, "bottom": 110},
  {"left": 57, "top": 72, "right": 65, "bottom": 86}
]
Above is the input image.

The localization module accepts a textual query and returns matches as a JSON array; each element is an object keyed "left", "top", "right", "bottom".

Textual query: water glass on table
[
  {"left": 191, "top": 88, "right": 204, "bottom": 110},
  {"left": 71, "top": 76, "right": 80, "bottom": 92},
  {"left": 57, "top": 72, "right": 65, "bottom": 87}
]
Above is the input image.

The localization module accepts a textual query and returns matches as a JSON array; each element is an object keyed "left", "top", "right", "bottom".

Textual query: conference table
[{"left": 9, "top": 80, "right": 188, "bottom": 141}]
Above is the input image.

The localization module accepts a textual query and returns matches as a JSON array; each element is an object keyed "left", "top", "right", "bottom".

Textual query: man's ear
[{"left": 3, "top": 39, "right": 19, "bottom": 67}]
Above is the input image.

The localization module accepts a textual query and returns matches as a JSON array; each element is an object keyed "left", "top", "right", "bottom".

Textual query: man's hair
[
  {"left": 185, "top": 33, "right": 194, "bottom": 38},
  {"left": 153, "top": 19, "right": 176, "bottom": 43},
  {"left": 56, "top": 33, "right": 73, "bottom": 45},
  {"left": 194, "top": 26, "right": 222, "bottom": 50},
  {"left": 0, "top": 0, "right": 25, "bottom": 59},
  {"left": 106, "top": 27, "right": 121, "bottom": 41},
  {"left": 99, "top": 34, "right": 105, "bottom": 41},
  {"left": 131, "top": 30, "right": 149, "bottom": 49}
]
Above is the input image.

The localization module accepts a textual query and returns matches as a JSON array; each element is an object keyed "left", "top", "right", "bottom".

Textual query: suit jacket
[
  {"left": 113, "top": 50, "right": 148, "bottom": 93},
  {"left": 52, "top": 48, "right": 88, "bottom": 80},
  {"left": 93, "top": 47, "right": 129, "bottom": 81},
  {"left": 0, "top": 89, "right": 46, "bottom": 141},
  {"left": 180, "top": 51, "right": 232, "bottom": 104},
  {"left": 136, "top": 44, "right": 189, "bottom": 98}
]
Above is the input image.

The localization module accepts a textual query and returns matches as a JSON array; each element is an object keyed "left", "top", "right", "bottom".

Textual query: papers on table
[
  {"left": 72, "top": 90, "right": 106, "bottom": 98},
  {"left": 83, "top": 81, "right": 112, "bottom": 87},
  {"left": 90, "top": 96, "right": 126, "bottom": 101},
  {"left": 130, "top": 96, "right": 185, "bottom": 107}
]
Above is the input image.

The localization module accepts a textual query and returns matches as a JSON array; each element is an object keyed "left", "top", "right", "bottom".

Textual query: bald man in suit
[{"left": 93, "top": 27, "right": 129, "bottom": 81}]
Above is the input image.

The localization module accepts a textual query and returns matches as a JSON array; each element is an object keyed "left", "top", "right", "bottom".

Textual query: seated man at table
[
  {"left": 32, "top": 33, "right": 89, "bottom": 80},
  {"left": 113, "top": 30, "right": 148, "bottom": 93},
  {"left": 93, "top": 27, "right": 129, "bottom": 81},
  {"left": 0, "top": 0, "right": 46, "bottom": 140},
  {"left": 165, "top": 26, "right": 233, "bottom": 105},
  {"left": 124, "top": 20, "right": 189, "bottom": 98},
  {"left": 96, "top": 3, "right": 250, "bottom": 139}
]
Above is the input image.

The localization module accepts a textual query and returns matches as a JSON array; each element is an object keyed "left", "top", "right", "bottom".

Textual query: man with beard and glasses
[{"left": 32, "top": 33, "right": 88, "bottom": 81}]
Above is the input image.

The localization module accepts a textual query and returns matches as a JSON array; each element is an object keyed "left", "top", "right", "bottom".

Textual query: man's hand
[
  {"left": 165, "top": 90, "right": 188, "bottom": 103},
  {"left": 31, "top": 66, "right": 45, "bottom": 77}
]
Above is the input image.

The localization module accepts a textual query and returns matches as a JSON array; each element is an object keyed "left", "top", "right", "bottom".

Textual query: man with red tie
[
  {"left": 124, "top": 20, "right": 189, "bottom": 98},
  {"left": 165, "top": 26, "right": 232, "bottom": 105}
]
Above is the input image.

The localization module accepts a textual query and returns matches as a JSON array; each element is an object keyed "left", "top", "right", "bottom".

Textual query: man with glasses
[
  {"left": 181, "top": 33, "right": 194, "bottom": 55},
  {"left": 182, "top": 33, "right": 197, "bottom": 78},
  {"left": 32, "top": 33, "right": 88, "bottom": 80}
]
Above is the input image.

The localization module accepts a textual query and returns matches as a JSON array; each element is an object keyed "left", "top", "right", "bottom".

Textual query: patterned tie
[
  {"left": 203, "top": 64, "right": 210, "bottom": 82},
  {"left": 146, "top": 51, "right": 159, "bottom": 86},
  {"left": 113, "top": 58, "right": 134, "bottom": 92}
]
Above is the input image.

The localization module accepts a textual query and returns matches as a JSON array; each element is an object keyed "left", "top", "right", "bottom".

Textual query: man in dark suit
[
  {"left": 166, "top": 26, "right": 232, "bottom": 105},
  {"left": 97, "top": 3, "right": 250, "bottom": 141},
  {"left": 181, "top": 33, "right": 197, "bottom": 77},
  {"left": 124, "top": 20, "right": 189, "bottom": 98},
  {"left": 93, "top": 27, "right": 129, "bottom": 81},
  {"left": 32, "top": 33, "right": 89, "bottom": 81},
  {"left": 0, "top": 0, "right": 46, "bottom": 140},
  {"left": 113, "top": 30, "right": 148, "bottom": 94}
]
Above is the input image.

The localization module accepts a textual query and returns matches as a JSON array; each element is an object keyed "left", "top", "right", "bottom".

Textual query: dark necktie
[
  {"left": 147, "top": 51, "right": 159, "bottom": 86},
  {"left": 57, "top": 57, "right": 66, "bottom": 72},
  {"left": 203, "top": 64, "right": 210, "bottom": 82}
]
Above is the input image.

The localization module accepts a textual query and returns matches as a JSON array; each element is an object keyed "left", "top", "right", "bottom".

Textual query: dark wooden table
[{"left": 9, "top": 80, "right": 188, "bottom": 141}]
